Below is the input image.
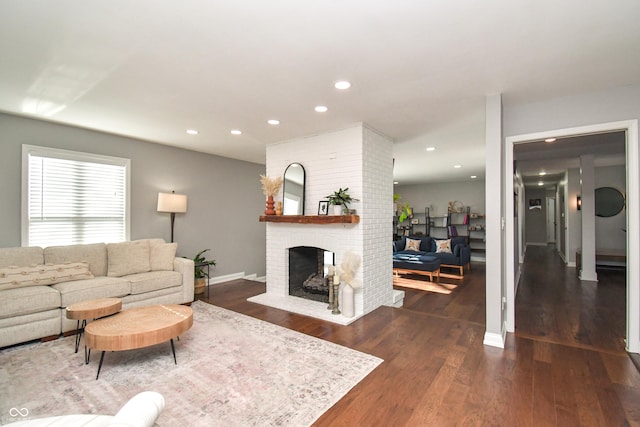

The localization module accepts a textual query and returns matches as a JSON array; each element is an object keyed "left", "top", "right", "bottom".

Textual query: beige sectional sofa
[{"left": 0, "top": 239, "right": 194, "bottom": 348}]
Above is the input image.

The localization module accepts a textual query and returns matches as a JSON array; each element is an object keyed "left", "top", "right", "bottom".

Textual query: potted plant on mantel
[
  {"left": 188, "top": 249, "right": 216, "bottom": 295},
  {"left": 326, "top": 187, "right": 359, "bottom": 215}
]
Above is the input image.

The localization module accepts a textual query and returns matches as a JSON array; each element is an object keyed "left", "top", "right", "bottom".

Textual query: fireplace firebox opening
[{"left": 288, "top": 246, "right": 335, "bottom": 302}]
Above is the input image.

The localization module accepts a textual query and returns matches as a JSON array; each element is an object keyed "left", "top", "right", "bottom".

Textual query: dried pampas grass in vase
[
  {"left": 336, "top": 250, "right": 361, "bottom": 318},
  {"left": 260, "top": 175, "right": 283, "bottom": 215}
]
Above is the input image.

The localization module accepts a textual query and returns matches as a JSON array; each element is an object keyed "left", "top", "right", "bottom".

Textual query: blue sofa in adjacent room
[{"left": 393, "top": 235, "right": 471, "bottom": 280}]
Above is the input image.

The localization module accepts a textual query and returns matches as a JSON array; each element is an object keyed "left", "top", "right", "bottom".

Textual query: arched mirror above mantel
[{"left": 283, "top": 163, "right": 305, "bottom": 215}]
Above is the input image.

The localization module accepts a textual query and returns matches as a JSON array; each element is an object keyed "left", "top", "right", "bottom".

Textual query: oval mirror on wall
[
  {"left": 595, "top": 186, "right": 625, "bottom": 217},
  {"left": 282, "top": 163, "right": 305, "bottom": 215}
]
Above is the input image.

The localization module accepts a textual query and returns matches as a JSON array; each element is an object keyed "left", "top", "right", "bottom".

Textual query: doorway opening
[{"left": 505, "top": 120, "right": 639, "bottom": 353}]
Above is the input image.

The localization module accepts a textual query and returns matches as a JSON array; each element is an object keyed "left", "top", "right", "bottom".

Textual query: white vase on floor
[{"left": 341, "top": 283, "right": 355, "bottom": 318}]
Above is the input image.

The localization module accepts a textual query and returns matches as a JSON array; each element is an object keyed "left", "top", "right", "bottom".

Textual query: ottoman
[{"left": 393, "top": 253, "right": 441, "bottom": 282}]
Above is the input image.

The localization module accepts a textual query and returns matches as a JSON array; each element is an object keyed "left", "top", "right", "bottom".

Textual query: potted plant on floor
[
  {"left": 189, "top": 249, "right": 216, "bottom": 295},
  {"left": 326, "top": 187, "right": 359, "bottom": 215}
]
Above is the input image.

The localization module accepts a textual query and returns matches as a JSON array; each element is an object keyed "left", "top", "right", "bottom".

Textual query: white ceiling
[
  {"left": 515, "top": 131, "right": 626, "bottom": 188},
  {"left": 1, "top": 1, "right": 639, "bottom": 184}
]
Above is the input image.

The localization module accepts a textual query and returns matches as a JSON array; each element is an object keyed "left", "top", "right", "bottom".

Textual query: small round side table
[{"left": 66, "top": 298, "right": 122, "bottom": 363}]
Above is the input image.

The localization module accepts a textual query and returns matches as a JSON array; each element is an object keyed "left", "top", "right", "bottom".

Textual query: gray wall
[
  {"left": 0, "top": 113, "right": 267, "bottom": 279},
  {"left": 394, "top": 180, "right": 486, "bottom": 218},
  {"left": 504, "top": 84, "right": 640, "bottom": 137},
  {"left": 595, "top": 165, "right": 627, "bottom": 251}
]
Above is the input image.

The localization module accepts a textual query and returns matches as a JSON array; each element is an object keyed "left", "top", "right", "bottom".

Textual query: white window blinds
[{"left": 23, "top": 145, "right": 130, "bottom": 247}]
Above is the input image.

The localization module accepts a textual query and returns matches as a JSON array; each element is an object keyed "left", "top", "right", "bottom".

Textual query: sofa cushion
[
  {"left": 0, "top": 262, "right": 93, "bottom": 291},
  {"left": 107, "top": 240, "right": 151, "bottom": 277},
  {"left": 418, "top": 236, "right": 434, "bottom": 252},
  {"left": 0, "top": 286, "right": 61, "bottom": 318},
  {"left": 44, "top": 243, "right": 108, "bottom": 277},
  {"left": 150, "top": 242, "right": 177, "bottom": 271},
  {"left": 404, "top": 238, "right": 421, "bottom": 252},
  {"left": 450, "top": 237, "right": 467, "bottom": 248},
  {"left": 393, "top": 237, "right": 406, "bottom": 252},
  {"left": 435, "top": 239, "right": 452, "bottom": 254},
  {"left": 126, "top": 271, "right": 182, "bottom": 295},
  {"left": 52, "top": 276, "right": 130, "bottom": 307},
  {"left": 435, "top": 252, "right": 460, "bottom": 265},
  {"left": 0, "top": 247, "right": 44, "bottom": 268}
]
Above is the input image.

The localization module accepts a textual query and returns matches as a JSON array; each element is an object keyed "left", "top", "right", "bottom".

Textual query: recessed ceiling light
[
  {"left": 426, "top": 147, "right": 436, "bottom": 152},
  {"left": 230, "top": 130, "right": 242, "bottom": 135},
  {"left": 394, "top": 181, "right": 399, "bottom": 185},
  {"left": 538, "top": 181, "right": 544, "bottom": 186},
  {"left": 454, "top": 165, "right": 462, "bottom": 169},
  {"left": 267, "top": 119, "right": 280, "bottom": 125},
  {"left": 545, "top": 138, "right": 557, "bottom": 143},
  {"left": 315, "top": 105, "right": 328, "bottom": 113},
  {"left": 334, "top": 81, "right": 351, "bottom": 90},
  {"left": 186, "top": 129, "right": 198, "bottom": 135},
  {"left": 539, "top": 171, "right": 546, "bottom": 176},
  {"left": 470, "top": 175, "right": 477, "bottom": 179}
]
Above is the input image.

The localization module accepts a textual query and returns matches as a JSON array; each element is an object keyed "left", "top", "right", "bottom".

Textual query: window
[{"left": 22, "top": 145, "right": 130, "bottom": 247}]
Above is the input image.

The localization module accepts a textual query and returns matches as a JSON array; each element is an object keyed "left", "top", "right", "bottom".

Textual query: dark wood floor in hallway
[
  {"left": 515, "top": 245, "right": 627, "bottom": 354},
  {"left": 201, "top": 249, "right": 639, "bottom": 426}
]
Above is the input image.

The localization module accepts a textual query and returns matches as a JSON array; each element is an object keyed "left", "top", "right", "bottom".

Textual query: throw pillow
[
  {"left": 435, "top": 239, "right": 452, "bottom": 254},
  {"left": 0, "top": 262, "right": 93, "bottom": 291},
  {"left": 150, "top": 242, "right": 177, "bottom": 271},
  {"left": 107, "top": 240, "right": 151, "bottom": 277},
  {"left": 404, "top": 238, "right": 422, "bottom": 252}
]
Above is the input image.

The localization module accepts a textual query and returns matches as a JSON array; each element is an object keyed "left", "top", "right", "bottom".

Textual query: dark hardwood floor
[
  {"left": 200, "top": 247, "right": 640, "bottom": 426},
  {"left": 515, "top": 245, "right": 627, "bottom": 354}
]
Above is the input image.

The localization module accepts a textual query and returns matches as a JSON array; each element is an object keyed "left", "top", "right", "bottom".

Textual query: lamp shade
[{"left": 157, "top": 192, "right": 187, "bottom": 213}]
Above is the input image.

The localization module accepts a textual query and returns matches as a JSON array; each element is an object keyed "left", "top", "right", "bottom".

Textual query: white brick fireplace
[{"left": 248, "top": 123, "right": 403, "bottom": 325}]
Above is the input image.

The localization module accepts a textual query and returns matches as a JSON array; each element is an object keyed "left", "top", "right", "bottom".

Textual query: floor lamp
[{"left": 157, "top": 191, "right": 188, "bottom": 243}]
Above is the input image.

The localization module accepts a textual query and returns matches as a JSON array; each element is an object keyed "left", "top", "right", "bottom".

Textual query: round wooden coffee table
[
  {"left": 66, "top": 298, "right": 122, "bottom": 363},
  {"left": 85, "top": 304, "right": 193, "bottom": 379}
]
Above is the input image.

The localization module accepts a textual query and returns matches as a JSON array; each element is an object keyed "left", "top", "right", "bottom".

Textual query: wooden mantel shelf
[{"left": 259, "top": 215, "right": 360, "bottom": 224}]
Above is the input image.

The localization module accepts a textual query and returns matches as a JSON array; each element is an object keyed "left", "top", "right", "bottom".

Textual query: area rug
[{"left": 0, "top": 301, "right": 382, "bottom": 426}]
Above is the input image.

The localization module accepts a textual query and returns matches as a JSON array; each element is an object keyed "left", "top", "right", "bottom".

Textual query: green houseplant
[
  {"left": 398, "top": 203, "right": 413, "bottom": 223},
  {"left": 188, "top": 249, "right": 216, "bottom": 295},
  {"left": 326, "top": 187, "right": 359, "bottom": 215}
]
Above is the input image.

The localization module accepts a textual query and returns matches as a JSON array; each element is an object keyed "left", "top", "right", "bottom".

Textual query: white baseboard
[
  {"left": 483, "top": 328, "right": 506, "bottom": 349},
  {"left": 210, "top": 272, "right": 264, "bottom": 285},
  {"left": 385, "top": 289, "right": 405, "bottom": 308},
  {"left": 557, "top": 250, "right": 567, "bottom": 263}
]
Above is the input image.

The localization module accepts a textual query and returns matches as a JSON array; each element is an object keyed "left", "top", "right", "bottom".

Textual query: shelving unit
[
  {"left": 426, "top": 207, "right": 470, "bottom": 241},
  {"left": 427, "top": 207, "right": 449, "bottom": 239},
  {"left": 447, "top": 207, "right": 470, "bottom": 241},
  {"left": 468, "top": 213, "right": 486, "bottom": 259},
  {"left": 394, "top": 207, "right": 429, "bottom": 239}
]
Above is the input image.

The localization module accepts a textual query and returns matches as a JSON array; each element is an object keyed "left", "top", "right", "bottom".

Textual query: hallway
[{"left": 515, "top": 245, "right": 626, "bottom": 354}]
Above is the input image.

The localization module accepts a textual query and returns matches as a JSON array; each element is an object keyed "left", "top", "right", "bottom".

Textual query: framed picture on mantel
[{"left": 318, "top": 200, "right": 329, "bottom": 215}]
